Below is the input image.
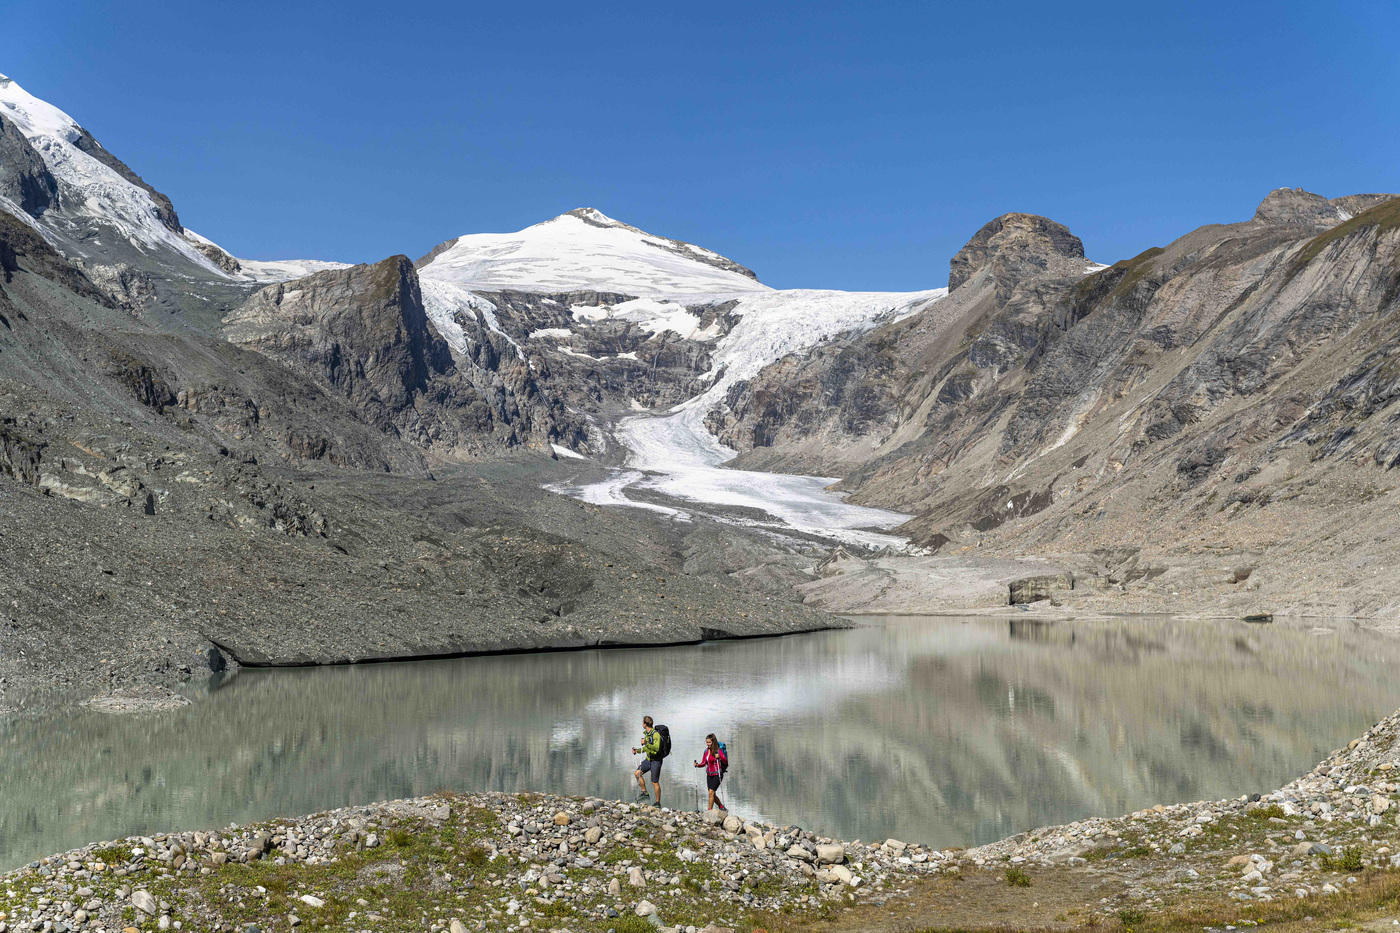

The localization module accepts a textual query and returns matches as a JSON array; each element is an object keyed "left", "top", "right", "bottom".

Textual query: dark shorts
[
  {"left": 637, "top": 759, "right": 662, "bottom": 782},
  {"left": 706, "top": 773, "right": 723, "bottom": 791}
]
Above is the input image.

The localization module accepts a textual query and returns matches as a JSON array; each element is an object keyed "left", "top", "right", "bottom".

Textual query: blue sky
[{"left": 3, "top": 1, "right": 1398, "bottom": 290}]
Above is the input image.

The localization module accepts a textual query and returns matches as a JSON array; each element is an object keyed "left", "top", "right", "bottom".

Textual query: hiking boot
[{"left": 636, "top": 791, "right": 652, "bottom": 802}]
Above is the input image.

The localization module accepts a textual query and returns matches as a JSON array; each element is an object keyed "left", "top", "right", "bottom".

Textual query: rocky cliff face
[
  {"left": 711, "top": 191, "right": 1400, "bottom": 612},
  {"left": 225, "top": 256, "right": 585, "bottom": 455},
  {"left": 0, "top": 113, "right": 57, "bottom": 217},
  {"left": 947, "top": 212, "right": 1085, "bottom": 292}
]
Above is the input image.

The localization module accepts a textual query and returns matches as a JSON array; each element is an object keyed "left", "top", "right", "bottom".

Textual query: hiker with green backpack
[
  {"left": 693, "top": 733, "right": 729, "bottom": 811},
  {"left": 631, "top": 715, "right": 671, "bottom": 806}
]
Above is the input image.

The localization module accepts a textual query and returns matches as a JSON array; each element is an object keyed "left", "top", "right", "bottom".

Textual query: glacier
[{"left": 419, "top": 207, "right": 946, "bottom": 547}]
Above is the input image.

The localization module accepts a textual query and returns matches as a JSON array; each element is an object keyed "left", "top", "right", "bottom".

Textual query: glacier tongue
[{"left": 591, "top": 286, "right": 946, "bottom": 549}]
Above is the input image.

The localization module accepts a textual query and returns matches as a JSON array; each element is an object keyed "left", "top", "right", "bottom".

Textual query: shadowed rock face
[
  {"left": 224, "top": 256, "right": 587, "bottom": 454},
  {"left": 226, "top": 256, "right": 452, "bottom": 427},
  {"left": 0, "top": 113, "right": 57, "bottom": 217},
  {"left": 947, "top": 213, "right": 1084, "bottom": 292}
]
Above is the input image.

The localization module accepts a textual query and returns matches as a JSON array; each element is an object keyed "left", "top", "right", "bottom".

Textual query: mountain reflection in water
[{"left": 3, "top": 614, "right": 1399, "bottom": 870}]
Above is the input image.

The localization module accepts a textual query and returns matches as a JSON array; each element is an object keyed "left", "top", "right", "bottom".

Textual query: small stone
[
  {"left": 553, "top": 812, "right": 570, "bottom": 826},
  {"left": 628, "top": 866, "right": 646, "bottom": 887},
  {"left": 608, "top": 878, "right": 621, "bottom": 896},
  {"left": 450, "top": 922, "right": 468, "bottom": 933},
  {"left": 722, "top": 815, "right": 742, "bottom": 834},
  {"left": 635, "top": 900, "right": 657, "bottom": 917},
  {"left": 131, "top": 890, "right": 157, "bottom": 915},
  {"left": 884, "top": 838, "right": 907, "bottom": 851},
  {"left": 299, "top": 895, "right": 324, "bottom": 908},
  {"left": 815, "top": 843, "right": 845, "bottom": 864},
  {"left": 584, "top": 826, "right": 602, "bottom": 845}
]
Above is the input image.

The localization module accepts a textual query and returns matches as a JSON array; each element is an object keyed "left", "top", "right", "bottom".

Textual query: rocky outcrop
[
  {"left": 0, "top": 209, "right": 111, "bottom": 305},
  {"left": 947, "top": 212, "right": 1084, "bottom": 292},
  {"left": 190, "top": 239, "right": 242, "bottom": 274},
  {"left": 1252, "top": 187, "right": 1397, "bottom": 228},
  {"left": 0, "top": 113, "right": 57, "bottom": 216},
  {"left": 0, "top": 419, "right": 43, "bottom": 484},
  {"left": 225, "top": 257, "right": 586, "bottom": 454},
  {"left": 226, "top": 256, "right": 453, "bottom": 429}
]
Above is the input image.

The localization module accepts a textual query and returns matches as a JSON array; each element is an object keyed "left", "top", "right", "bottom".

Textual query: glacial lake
[{"left": 4, "top": 613, "right": 1400, "bottom": 871}]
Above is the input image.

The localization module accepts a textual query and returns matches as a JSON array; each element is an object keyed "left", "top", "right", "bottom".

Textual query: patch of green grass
[
  {"left": 1321, "top": 844, "right": 1366, "bottom": 872},
  {"left": 1076, "top": 245, "right": 1165, "bottom": 305},
  {"left": 1118, "top": 905, "right": 1147, "bottom": 926},
  {"left": 1004, "top": 866, "right": 1032, "bottom": 887},
  {"left": 385, "top": 827, "right": 417, "bottom": 849},
  {"left": 1289, "top": 197, "right": 1400, "bottom": 277},
  {"left": 461, "top": 843, "right": 490, "bottom": 867},
  {"left": 1108, "top": 246, "right": 1166, "bottom": 301},
  {"left": 608, "top": 918, "right": 655, "bottom": 933},
  {"left": 90, "top": 844, "right": 128, "bottom": 866}
]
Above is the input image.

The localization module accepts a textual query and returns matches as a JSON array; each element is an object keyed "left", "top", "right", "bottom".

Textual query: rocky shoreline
[
  {"left": 0, "top": 792, "right": 944, "bottom": 933},
  {"left": 7, "top": 705, "right": 1400, "bottom": 931}
]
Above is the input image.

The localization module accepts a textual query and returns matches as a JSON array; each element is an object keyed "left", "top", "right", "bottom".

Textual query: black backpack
[{"left": 655, "top": 724, "right": 672, "bottom": 760}]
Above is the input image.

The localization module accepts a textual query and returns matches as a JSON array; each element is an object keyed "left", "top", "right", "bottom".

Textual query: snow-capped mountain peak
[
  {"left": 0, "top": 73, "right": 351, "bottom": 285},
  {"left": 417, "top": 208, "right": 769, "bottom": 299},
  {"left": 0, "top": 72, "right": 223, "bottom": 272},
  {"left": 0, "top": 72, "right": 84, "bottom": 142}
]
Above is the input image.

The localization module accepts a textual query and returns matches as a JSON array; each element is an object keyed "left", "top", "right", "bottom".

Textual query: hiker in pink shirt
[{"left": 693, "top": 733, "right": 728, "bottom": 811}]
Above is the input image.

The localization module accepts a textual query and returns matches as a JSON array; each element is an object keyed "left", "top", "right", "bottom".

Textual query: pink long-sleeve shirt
[{"left": 697, "top": 747, "right": 727, "bottom": 776}]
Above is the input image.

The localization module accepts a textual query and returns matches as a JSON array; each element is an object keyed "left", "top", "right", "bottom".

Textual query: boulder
[
  {"left": 722, "top": 815, "right": 742, "bottom": 834},
  {"left": 628, "top": 866, "right": 645, "bottom": 887},
  {"left": 584, "top": 826, "right": 602, "bottom": 845},
  {"left": 787, "top": 845, "right": 815, "bottom": 862},
  {"left": 816, "top": 843, "right": 846, "bottom": 864},
  {"left": 635, "top": 899, "right": 657, "bottom": 917},
  {"left": 553, "top": 811, "right": 570, "bottom": 826},
  {"left": 131, "top": 891, "right": 157, "bottom": 915}
]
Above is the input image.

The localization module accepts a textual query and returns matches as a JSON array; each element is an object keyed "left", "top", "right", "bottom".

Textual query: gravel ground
[
  {"left": 0, "top": 791, "right": 944, "bottom": 933},
  {"left": 0, "top": 378, "right": 836, "bottom": 715}
]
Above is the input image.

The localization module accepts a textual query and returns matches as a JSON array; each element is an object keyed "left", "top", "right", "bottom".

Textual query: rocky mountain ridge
[{"left": 708, "top": 188, "right": 1400, "bottom": 618}]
